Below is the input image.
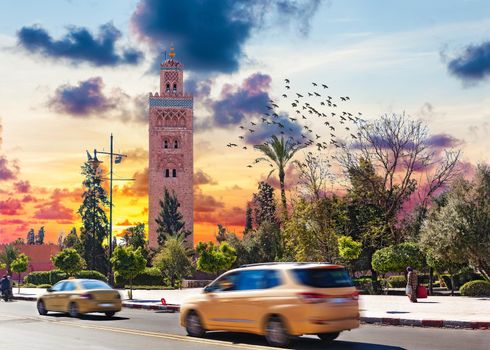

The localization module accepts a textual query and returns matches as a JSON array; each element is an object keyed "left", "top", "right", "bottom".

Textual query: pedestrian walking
[
  {"left": 406, "top": 267, "right": 418, "bottom": 303},
  {"left": 1, "top": 275, "right": 10, "bottom": 301}
]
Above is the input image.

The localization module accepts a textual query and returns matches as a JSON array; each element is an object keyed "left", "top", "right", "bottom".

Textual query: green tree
[
  {"left": 252, "top": 181, "right": 278, "bottom": 227},
  {"left": 0, "top": 244, "right": 19, "bottom": 274},
  {"left": 420, "top": 166, "right": 490, "bottom": 281},
  {"left": 155, "top": 188, "right": 190, "bottom": 245},
  {"left": 254, "top": 135, "right": 304, "bottom": 218},
  {"left": 215, "top": 224, "right": 228, "bottom": 244},
  {"left": 36, "top": 226, "right": 45, "bottom": 245},
  {"left": 78, "top": 162, "right": 109, "bottom": 274},
  {"left": 371, "top": 243, "right": 425, "bottom": 275},
  {"left": 244, "top": 205, "right": 253, "bottom": 233},
  {"left": 283, "top": 197, "right": 343, "bottom": 263},
  {"left": 196, "top": 241, "right": 237, "bottom": 275},
  {"left": 338, "top": 236, "right": 362, "bottom": 261},
  {"left": 26, "top": 228, "right": 35, "bottom": 245},
  {"left": 51, "top": 248, "right": 86, "bottom": 278},
  {"left": 153, "top": 234, "right": 193, "bottom": 289},
  {"left": 62, "top": 227, "right": 82, "bottom": 253},
  {"left": 11, "top": 253, "right": 29, "bottom": 293},
  {"left": 111, "top": 246, "right": 146, "bottom": 299}
]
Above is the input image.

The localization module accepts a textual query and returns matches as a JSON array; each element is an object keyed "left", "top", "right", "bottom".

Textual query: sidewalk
[{"left": 12, "top": 287, "right": 490, "bottom": 329}]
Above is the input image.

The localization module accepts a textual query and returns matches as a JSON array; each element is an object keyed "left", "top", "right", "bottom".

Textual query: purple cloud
[
  {"left": 49, "top": 77, "right": 117, "bottom": 116},
  {"left": 17, "top": 23, "right": 143, "bottom": 67},
  {"left": 424, "top": 133, "right": 461, "bottom": 148}
]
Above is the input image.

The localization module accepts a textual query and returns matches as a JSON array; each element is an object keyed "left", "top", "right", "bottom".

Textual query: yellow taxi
[
  {"left": 180, "top": 262, "right": 359, "bottom": 347},
  {"left": 36, "top": 278, "right": 122, "bottom": 318}
]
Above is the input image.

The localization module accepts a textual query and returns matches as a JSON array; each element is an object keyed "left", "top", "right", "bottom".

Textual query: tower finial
[{"left": 169, "top": 45, "right": 175, "bottom": 59}]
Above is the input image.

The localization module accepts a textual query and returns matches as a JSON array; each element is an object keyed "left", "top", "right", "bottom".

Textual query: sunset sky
[{"left": 1, "top": 0, "right": 490, "bottom": 245}]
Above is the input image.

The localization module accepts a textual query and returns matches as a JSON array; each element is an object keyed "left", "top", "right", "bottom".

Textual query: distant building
[
  {"left": 0, "top": 244, "right": 60, "bottom": 279},
  {"left": 148, "top": 47, "right": 194, "bottom": 248}
]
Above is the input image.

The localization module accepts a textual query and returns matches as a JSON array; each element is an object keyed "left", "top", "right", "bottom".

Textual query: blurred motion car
[
  {"left": 180, "top": 262, "right": 359, "bottom": 347},
  {"left": 36, "top": 278, "right": 121, "bottom": 318}
]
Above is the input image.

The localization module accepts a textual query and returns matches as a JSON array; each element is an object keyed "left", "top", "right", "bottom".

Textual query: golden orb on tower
[{"left": 169, "top": 46, "right": 175, "bottom": 59}]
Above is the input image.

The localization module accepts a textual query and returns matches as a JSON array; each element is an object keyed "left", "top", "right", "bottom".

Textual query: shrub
[
  {"left": 460, "top": 280, "right": 490, "bottom": 297},
  {"left": 372, "top": 243, "right": 425, "bottom": 274},
  {"left": 24, "top": 270, "right": 107, "bottom": 285},
  {"left": 387, "top": 275, "right": 406, "bottom": 288},
  {"left": 115, "top": 267, "right": 164, "bottom": 287}
]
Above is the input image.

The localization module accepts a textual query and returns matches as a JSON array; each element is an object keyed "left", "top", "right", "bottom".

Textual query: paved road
[{"left": 0, "top": 301, "right": 488, "bottom": 350}]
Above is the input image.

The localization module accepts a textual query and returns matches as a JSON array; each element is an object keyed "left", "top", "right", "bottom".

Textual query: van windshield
[{"left": 291, "top": 267, "right": 354, "bottom": 288}]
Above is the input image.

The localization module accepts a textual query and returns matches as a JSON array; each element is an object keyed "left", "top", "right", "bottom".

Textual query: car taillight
[
  {"left": 79, "top": 293, "right": 93, "bottom": 300},
  {"left": 297, "top": 292, "right": 328, "bottom": 303},
  {"left": 351, "top": 291, "right": 359, "bottom": 300}
]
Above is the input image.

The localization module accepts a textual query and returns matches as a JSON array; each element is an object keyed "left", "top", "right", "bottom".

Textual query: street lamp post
[{"left": 87, "top": 134, "right": 132, "bottom": 285}]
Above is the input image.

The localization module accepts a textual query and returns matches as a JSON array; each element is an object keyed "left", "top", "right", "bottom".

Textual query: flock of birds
[{"left": 226, "top": 79, "right": 366, "bottom": 169}]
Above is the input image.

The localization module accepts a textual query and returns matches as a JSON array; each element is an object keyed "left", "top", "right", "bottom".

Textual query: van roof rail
[{"left": 239, "top": 262, "right": 334, "bottom": 268}]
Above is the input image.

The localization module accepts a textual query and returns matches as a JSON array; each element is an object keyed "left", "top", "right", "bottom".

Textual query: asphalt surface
[{"left": 0, "top": 300, "right": 488, "bottom": 350}]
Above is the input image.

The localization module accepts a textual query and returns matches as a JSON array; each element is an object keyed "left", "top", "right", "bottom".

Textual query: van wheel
[
  {"left": 318, "top": 332, "right": 340, "bottom": 342},
  {"left": 37, "top": 300, "right": 48, "bottom": 316},
  {"left": 186, "top": 311, "right": 205, "bottom": 337},
  {"left": 69, "top": 302, "right": 80, "bottom": 318},
  {"left": 265, "top": 316, "right": 291, "bottom": 348},
  {"left": 105, "top": 311, "right": 116, "bottom": 318}
]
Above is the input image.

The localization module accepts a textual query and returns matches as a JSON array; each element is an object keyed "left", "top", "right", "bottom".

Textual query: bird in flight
[
  {"left": 285, "top": 78, "right": 290, "bottom": 83},
  {"left": 312, "top": 82, "right": 318, "bottom": 86}
]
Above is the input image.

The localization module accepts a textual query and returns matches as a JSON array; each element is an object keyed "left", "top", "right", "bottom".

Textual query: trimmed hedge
[
  {"left": 460, "top": 280, "right": 490, "bottom": 297},
  {"left": 24, "top": 270, "right": 107, "bottom": 286},
  {"left": 387, "top": 275, "right": 406, "bottom": 288},
  {"left": 115, "top": 267, "right": 164, "bottom": 287}
]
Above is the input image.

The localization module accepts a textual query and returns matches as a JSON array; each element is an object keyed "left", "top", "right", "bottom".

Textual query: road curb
[
  {"left": 359, "top": 316, "right": 490, "bottom": 330},
  {"left": 13, "top": 295, "right": 489, "bottom": 330}
]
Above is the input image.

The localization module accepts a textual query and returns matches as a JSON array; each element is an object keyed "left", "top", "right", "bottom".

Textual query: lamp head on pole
[{"left": 87, "top": 149, "right": 102, "bottom": 171}]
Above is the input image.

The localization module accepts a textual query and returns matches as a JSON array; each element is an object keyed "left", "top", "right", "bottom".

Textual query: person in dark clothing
[{"left": 1, "top": 275, "right": 10, "bottom": 301}]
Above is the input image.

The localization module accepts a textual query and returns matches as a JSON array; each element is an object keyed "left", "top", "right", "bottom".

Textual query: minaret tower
[{"left": 148, "top": 47, "right": 193, "bottom": 247}]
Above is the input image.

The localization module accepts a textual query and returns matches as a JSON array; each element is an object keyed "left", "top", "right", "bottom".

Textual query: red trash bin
[{"left": 416, "top": 285, "right": 428, "bottom": 298}]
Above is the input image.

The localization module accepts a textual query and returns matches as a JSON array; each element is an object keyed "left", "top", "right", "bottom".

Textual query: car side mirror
[{"left": 47, "top": 287, "right": 52, "bottom": 292}]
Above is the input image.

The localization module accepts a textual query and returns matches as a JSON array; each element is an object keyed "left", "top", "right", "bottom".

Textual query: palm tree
[{"left": 254, "top": 135, "right": 304, "bottom": 218}]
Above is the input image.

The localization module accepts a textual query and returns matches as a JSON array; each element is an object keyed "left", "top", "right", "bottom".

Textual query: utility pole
[{"left": 87, "top": 134, "right": 132, "bottom": 285}]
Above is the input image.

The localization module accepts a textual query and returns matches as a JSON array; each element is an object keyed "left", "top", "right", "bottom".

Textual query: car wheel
[
  {"left": 37, "top": 300, "right": 48, "bottom": 316},
  {"left": 318, "top": 332, "right": 340, "bottom": 342},
  {"left": 105, "top": 311, "right": 116, "bottom": 318},
  {"left": 186, "top": 311, "right": 206, "bottom": 337},
  {"left": 265, "top": 316, "right": 291, "bottom": 348},
  {"left": 69, "top": 302, "right": 80, "bottom": 318}
]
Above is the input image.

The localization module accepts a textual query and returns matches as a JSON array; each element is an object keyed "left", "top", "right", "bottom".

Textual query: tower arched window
[
  {"left": 164, "top": 140, "right": 168, "bottom": 149},
  {"left": 174, "top": 140, "right": 179, "bottom": 149},
  {"left": 166, "top": 83, "right": 170, "bottom": 93},
  {"left": 173, "top": 83, "right": 177, "bottom": 93},
  {"left": 172, "top": 169, "right": 177, "bottom": 177},
  {"left": 165, "top": 169, "right": 170, "bottom": 178}
]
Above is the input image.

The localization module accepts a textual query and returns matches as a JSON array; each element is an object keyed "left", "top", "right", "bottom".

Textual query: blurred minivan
[{"left": 180, "top": 262, "right": 359, "bottom": 347}]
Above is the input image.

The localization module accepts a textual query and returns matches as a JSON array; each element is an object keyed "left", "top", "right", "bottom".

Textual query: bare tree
[
  {"left": 295, "top": 152, "right": 333, "bottom": 200},
  {"left": 339, "top": 113, "right": 460, "bottom": 243}
]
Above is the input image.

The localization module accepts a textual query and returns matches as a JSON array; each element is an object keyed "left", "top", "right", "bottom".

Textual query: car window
[
  {"left": 235, "top": 270, "right": 282, "bottom": 291},
  {"left": 62, "top": 281, "right": 77, "bottom": 292},
  {"left": 291, "top": 267, "right": 354, "bottom": 288},
  {"left": 207, "top": 272, "right": 239, "bottom": 292},
  {"left": 50, "top": 281, "right": 65, "bottom": 292},
  {"left": 80, "top": 280, "right": 112, "bottom": 290}
]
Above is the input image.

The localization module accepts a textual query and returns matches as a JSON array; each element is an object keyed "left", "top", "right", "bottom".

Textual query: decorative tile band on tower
[{"left": 148, "top": 53, "right": 194, "bottom": 248}]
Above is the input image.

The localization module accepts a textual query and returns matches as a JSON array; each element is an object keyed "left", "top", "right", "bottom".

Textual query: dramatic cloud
[
  {"left": 447, "top": 40, "right": 490, "bottom": 83},
  {"left": 0, "top": 156, "right": 18, "bottom": 181},
  {"left": 49, "top": 77, "right": 147, "bottom": 123},
  {"left": 244, "top": 114, "right": 303, "bottom": 145},
  {"left": 194, "top": 169, "right": 217, "bottom": 186},
  {"left": 14, "top": 180, "right": 31, "bottom": 193},
  {"left": 131, "top": 0, "right": 323, "bottom": 73},
  {"left": 121, "top": 168, "right": 148, "bottom": 196},
  {"left": 49, "top": 77, "right": 117, "bottom": 116},
  {"left": 425, "top": 133, "right": 461, "bottom": 149},
  {"left": 198, "top": 73, "right": 272, "bottom": 130},
  {"left": 0, "top": 198, "right": 23, "bottom": 215},
  {"left": 195, "top": 206, "right": 245, "bottom": 227},
  {"left": 194, "top": 188, "right": 225, "bottom": 213},
  {"left": 33, "top": 200, "right": 75, "bottom": 221},
  {"left": 17, "top": 23, "right": 143, "bottom": 67}
]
